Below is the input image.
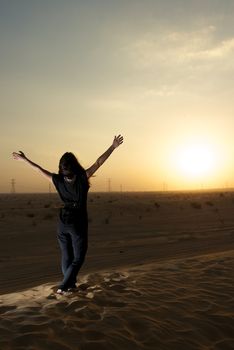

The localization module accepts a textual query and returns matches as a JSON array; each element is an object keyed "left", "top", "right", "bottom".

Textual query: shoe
[{"left": 56, "top": 288, "right": 66, "bottom": 295}]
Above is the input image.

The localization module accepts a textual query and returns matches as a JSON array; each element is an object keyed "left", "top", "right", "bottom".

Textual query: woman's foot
[
  {"left": 56, "top": 285, "right": 78, "bottom": 295},
  {"left": 56, "top": 288, "right": 66, "bottom": 295}
]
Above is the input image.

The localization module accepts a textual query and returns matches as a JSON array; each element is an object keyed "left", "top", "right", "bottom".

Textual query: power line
[
  {"left": 11, "top": 179, "right": 16, "bottom": 193},
  {"left": 107, "top": 178, "right": 111, "bottom": 192}
]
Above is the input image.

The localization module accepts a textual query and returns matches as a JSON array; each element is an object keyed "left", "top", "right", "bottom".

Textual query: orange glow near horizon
[
  {"left": 175, "top": 143, "right": 217, "bottom": 178},
  {"left": 159, "top": 132, "right": 231, "bottom": 191}
]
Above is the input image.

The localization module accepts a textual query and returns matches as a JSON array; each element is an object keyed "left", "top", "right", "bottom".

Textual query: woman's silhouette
[{"left": 13, "top": 135, "right": 123, "bottom": 294}]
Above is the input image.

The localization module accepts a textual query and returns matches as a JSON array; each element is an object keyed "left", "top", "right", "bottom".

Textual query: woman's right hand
[
  {"left": 112, "top": 135, "right": 124, "bottom": 149},
  {"left": 12, "top": 151, "right": 27, "bottom": 161}
]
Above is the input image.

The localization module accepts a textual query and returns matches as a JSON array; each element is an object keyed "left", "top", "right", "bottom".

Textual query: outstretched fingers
[
  {"left": 116, "top": 134, "right": 124, "bottom": 145},
  {"left": 12, "top": 151, "right": 26, "bottom": 160}
]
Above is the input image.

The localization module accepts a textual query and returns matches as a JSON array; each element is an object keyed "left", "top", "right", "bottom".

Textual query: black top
[{"left": 52, "top": 173, "right": 89, "bottom": 224}]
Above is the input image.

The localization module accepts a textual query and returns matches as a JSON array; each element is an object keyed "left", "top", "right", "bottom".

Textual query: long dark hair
[{"left": 59, "top": 152, "right": 90, "bottom": 188}]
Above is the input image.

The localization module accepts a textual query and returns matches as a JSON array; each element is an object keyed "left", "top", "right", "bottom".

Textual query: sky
[{"left": 1, "top": 0, "right": 234, "bottom": 192}]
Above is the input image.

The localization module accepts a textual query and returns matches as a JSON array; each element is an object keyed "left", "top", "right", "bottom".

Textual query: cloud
[
  {"left": 142, "top": 86, "right": 176, "bottom": 97},
  {"left": 123, "top": 26, "right": 234, "bottom": 68}
]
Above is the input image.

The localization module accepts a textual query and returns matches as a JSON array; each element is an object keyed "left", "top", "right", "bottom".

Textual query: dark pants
[{"left": 57, "top": 218, "right": 88, "bottom": 290}]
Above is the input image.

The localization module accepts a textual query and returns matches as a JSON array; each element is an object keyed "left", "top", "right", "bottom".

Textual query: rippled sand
[{"left": 1, "top": 252, "right": 234, "bottom": 350}]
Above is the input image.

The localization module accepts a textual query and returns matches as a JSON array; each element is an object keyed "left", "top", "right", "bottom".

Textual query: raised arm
[
  {"left": 86, "top": 135, "right": 123, "bottom": 179},
  {"left": 12, "top": 151, "right": 53, "bottom": 183}
]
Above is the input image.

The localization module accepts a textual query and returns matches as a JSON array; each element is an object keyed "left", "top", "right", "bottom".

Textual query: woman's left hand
[{"left": 12, "top": 151, "right": 27, "bottom": 161}]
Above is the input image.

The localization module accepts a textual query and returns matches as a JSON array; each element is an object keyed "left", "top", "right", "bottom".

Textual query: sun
[{"left": 175, "top": 143, "right": 216, "bottom": 178}]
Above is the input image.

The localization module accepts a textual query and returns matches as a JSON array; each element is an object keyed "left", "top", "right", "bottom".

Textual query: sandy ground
[{"left": 0, "top": 191, "right": 234, "bottom": 349}]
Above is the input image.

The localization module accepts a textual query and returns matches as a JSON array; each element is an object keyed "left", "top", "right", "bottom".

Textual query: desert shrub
[
  {"left": 27, "top": 213, "right": 35, "bottom": 218},
  {"left": 44, "top": 203, "right": 51, "bottom": 208},
  {"left": 205, "top": 201, "right": 214, "bottom": 206},
  {"left": 190, "top": 202, "right": 202, "bottom": 209},
  {"left": 154, "top": 202, "right": 160, "bottom": 208}
]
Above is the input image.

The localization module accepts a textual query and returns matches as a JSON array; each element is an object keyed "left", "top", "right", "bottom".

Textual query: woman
[{"left": 12, "top": 134, "right": 123, "bottom": 294}]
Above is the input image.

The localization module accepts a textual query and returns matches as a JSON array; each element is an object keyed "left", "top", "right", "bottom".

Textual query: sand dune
[
  {"left": 0, "top": 192, "right": 234, "bottom": 349},
  {"left": 1, "top": 251, "right": 234, "bottom": 350}
]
